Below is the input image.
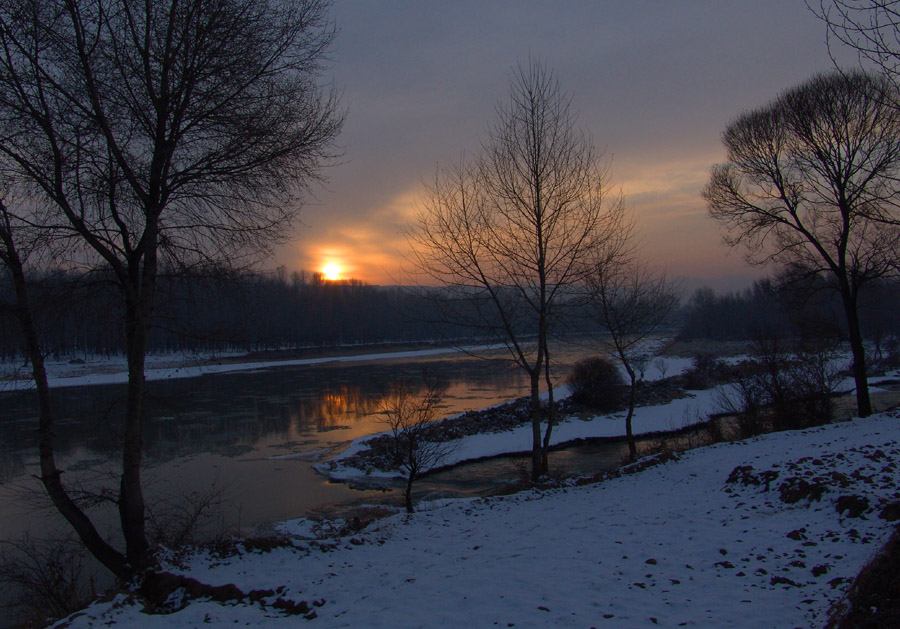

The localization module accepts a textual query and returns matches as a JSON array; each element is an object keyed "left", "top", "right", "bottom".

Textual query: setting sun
[{"left": 322, "top": 262, "right": 342, "bottom": 281}]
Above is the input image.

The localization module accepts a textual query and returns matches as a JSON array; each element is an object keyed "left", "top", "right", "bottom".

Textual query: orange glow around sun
[{"left": 322, "top": 262, "right": 342, "bottom": 281}]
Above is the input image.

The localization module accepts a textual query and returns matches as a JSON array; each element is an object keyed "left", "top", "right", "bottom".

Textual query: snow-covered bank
[
  {"left": 316, "top": 356, "right": 894, "bottom": 482},
  {"left": 316, "top": 383, "right": 721, "bottom": 480},
  {"left": 57, "top": 409, "right": 900, "bottom": 627},
  {"left": 0, "top": 345, "right": 493, "bottom": 391}
]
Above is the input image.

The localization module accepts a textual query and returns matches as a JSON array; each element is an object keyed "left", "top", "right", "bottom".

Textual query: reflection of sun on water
[
  {"left": 317, "top": 386, "right": 382, "bottom": 432},
  {"left": 322, "top": 390, "right": 349, "bottom": 414},
  {"left": 322, "top": 263, "right": 341, "bottom": 281}
]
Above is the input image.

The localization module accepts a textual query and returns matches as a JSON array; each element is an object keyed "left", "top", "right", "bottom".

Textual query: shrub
[
  {"left": 715, "top": 377, "right": 767, "bottom": 437},
  {"left": 0, "top": 535, "right": 91, "bottom": 625},
  {"left": 771, "top": 348, "right": 838, "bottom": 430},
  {"left": 715, "top": 341, "right": 839, "bottom": 436},
  {"left": 566, "top": 356, "right": 625, "bottom": 412},
  {"left": 146, "top": 482, "right": 230, "bottom": 549},
  {"left": 693, "top": 353, "right": 722, "bottom": 374},
  {"left": 871, "top": 335, "right": 900, "bottom": 373},
  {"left": 682, "top": 354, "right": 728, "bottom": 389},
  {"left": 888, "top": 336, "right": 900, "bottom": 368}
]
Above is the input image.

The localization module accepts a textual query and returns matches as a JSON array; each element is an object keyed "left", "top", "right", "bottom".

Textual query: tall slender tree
[
  {"left": 409, "top": 60, "right": 625, "bottom": 480},
  {"left": 587, "top": 251, "right": 679, "bottom": 462}
]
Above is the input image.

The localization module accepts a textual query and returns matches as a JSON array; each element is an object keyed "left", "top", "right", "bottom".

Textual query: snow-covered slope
[{"left": 57, "top": 410, "right": 900, "bottom": 628}]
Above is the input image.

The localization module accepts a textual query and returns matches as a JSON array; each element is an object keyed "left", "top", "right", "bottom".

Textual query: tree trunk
[
  {"left": 529, "top": 369, "right": 542, "bottom": 483},
  {"left": 118, "top": 235, "right": 159, "bottom": 570},
  {"left": 625, "top": 369, "right": 637, "bottom": 462},
  {"left": 405, "top": 473, "right": 415, "bottom": 514},
  {"left": 120, "top": 301, "right": 150, "bottom": 569},
  {"left": 841, "top": 290, "right": 872, "bottom": 417},
  {"left": 540, "top": 342, "right": 554, "bottom": 475},
  {"left": 5, "top": 239, "right": 127, "bottom": 576}
]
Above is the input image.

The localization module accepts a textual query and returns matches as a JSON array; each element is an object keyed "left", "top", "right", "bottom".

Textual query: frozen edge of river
[{"left": 0, "top": 344, "right": 503, "bottom": 391}]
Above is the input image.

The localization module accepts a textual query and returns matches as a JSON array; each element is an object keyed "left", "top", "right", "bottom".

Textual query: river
[{"left": 0, "top": 343, "right": 608, "bottom": 545}]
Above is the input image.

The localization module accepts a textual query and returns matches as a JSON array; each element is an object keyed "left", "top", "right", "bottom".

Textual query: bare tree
[
  {"left": 587, "top": 249, "right": 680, "bottom": 461},
  {"left": 703, "top": 71, "right": 900, "bottom": 418},
  {"left": 814, "top": 0, "right": 900, "bottom": 91},
  {"left": 379, "top": 378, "right": 452, "bottom": 514},
  {"left": 408, "top": 60, "right": 626, "bottom": 481},
  {"left": 0, "top": 0, "right": 342, "bottom": 576}
]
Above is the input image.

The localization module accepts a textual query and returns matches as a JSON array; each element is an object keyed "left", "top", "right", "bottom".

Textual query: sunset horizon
[{"left": 273, "top": 1, "right": 850, "bottom": 292}]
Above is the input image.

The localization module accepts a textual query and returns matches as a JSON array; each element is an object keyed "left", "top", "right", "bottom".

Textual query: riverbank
[
  {"left": 314, "top": 353, "right": 899, "bottom": 484},
  {"left": 314, "top": 369, "right": 706, "bottom": 482},
  {"left": 19, "top": 346, "right": 900, "bottom": 626},
  {"left": 56, "top": 406, "right": 900, "bottom": 627}
]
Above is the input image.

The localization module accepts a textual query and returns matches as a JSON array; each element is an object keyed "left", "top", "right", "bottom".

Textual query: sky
[{"left": 276, "top": 1, "right": 850, "bottom": 291}]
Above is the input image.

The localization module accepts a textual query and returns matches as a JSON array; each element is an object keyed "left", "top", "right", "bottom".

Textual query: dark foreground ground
[{"left": 832, "top": 523, "right": 900, "bottom": 628}]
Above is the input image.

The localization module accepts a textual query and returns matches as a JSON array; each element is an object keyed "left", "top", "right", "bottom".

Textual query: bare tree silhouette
[
  {"left": 0, "top": 0, "right": 342, "bottom": 576},
  {"left": 703, "top": 71, "right": 900, "bottom": 417},
  {"left": 409, "top": 59, "right": 626, "bottom": 480}
]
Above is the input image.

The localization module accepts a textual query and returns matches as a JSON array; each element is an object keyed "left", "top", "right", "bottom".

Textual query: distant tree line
[
  {"left": 0, "top": 267, "right": 503, "bottom": 359},
  {"left": 4, "top": 264, "right": 673, "bottom": 362},
  {"left": 678, "top": 274, "right": 900, "bottom": 352},
  {"left": 8, "top": 262, "right": 898, "bottom": 365}
]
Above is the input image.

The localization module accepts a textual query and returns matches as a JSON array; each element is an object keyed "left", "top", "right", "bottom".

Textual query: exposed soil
[{"left": 829, "top": 523, "right": 900, "bottom": 628}]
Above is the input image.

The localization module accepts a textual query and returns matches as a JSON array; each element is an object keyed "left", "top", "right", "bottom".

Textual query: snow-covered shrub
[{"left": 566, "top": 356, "right": 625, "bottom": 411}]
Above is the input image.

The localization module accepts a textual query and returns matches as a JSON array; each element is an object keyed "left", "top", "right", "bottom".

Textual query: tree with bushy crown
[{"left": 704, "top": 71, "right": 900, "bottom": 418}]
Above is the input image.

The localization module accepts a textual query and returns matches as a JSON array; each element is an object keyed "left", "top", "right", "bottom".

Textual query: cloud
[
  {"left": 275, "top": 1, "right": 839, "bottom": 287},
  {"left": 279, "top": 184, "right": 423, "bottom": 284}
]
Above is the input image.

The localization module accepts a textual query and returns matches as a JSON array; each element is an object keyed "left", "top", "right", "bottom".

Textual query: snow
[
  {"left": 54, "top": 408, "right": 900, "bottom": 628},
  {"left": 644, "top": 355, "right": 695, "bottom": 381},
  {"left": 0, "top": 345, "right": 498, "bottom": 391},
  {"left": 272, "top": 516, "right": 359, "bottom": 540},
  {"left": 314, "top": 350, "right": 875, "bottom": 482}
]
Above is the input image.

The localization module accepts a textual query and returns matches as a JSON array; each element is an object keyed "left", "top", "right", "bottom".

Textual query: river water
[{"left": 0, "top": 344, "right": 614, "bottom": 544}]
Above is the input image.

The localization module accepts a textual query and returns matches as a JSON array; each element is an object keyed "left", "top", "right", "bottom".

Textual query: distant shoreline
[{"left": 0, "top": 341, "right": 506, "bottom": 391}]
